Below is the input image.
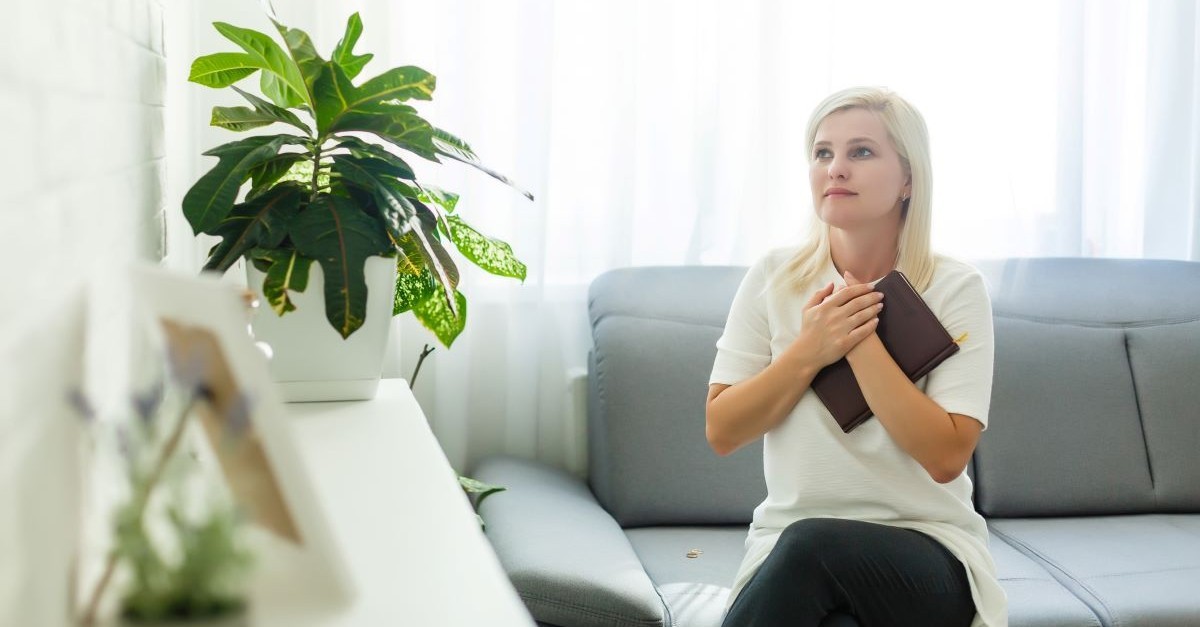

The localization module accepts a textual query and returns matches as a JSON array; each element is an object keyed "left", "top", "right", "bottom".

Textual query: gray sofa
[{"left": 473, "top": 258, "right": 1200, "bottom": 627}]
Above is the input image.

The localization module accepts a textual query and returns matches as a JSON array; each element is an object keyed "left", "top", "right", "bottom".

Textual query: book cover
[{"left": 810, "top": 269, "right": 960, "bottom": 433}]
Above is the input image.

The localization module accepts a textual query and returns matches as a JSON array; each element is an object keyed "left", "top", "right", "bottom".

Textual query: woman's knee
[{"left": 774, "top": 518, "right": 859, "bottom": 568}]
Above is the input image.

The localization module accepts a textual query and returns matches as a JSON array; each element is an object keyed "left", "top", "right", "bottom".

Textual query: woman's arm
[
  {"left": 842, "top": 270, "right": 986, "bottom": 483},
  {"left": 706, "top": 282, "right": 883, "bottom": 456},
  {"left": 845, "top": 333, "right": 982, "bottom": 483}
]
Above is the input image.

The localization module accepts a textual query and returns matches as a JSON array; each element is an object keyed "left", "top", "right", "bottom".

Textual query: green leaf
[
  {"left": 183, "top": 134, "right": 307, "bottom": 235},
  {"left": 334, "top": 137, "right": 415, "bottom": 180},
  {"left": 330, "top": 154, "right": 419, "bottom": 243},
  {"left": 417, "top": 185, "right": 459, "bottom": 213},
  {"left": 210, "top": 106, "right": 282, "bottom": 132},
  {"left": 312, "top": 60, "right": 435, "bottom": 135},
  {"left": 228, "top": 86, "right": 312, "bottom": 134},
  {"left": 393, "top": 260, "right": 435, "bottom": 315},
  {"left": 332, "top": 13, "right": 374, "bottom": 79},
  {"left": 354, "top": 66, "right": 436, "bottom": 109},
  {"left": 213, "top": 22, "right": 309, "bottom": 109},
  {"left": 189, "top": 52, "right": 259, "bottom": 88},
  {"left": 459, "top": 475, "right": 506, "bottom": 497},
  {"left": 410, "top": 213, "right": 461, "bottom": 317},
  {"left": 335, "top": 109, "right": 438, "bottom": 160},
  {"left": 412, "top": 288, "right": 467, "bottom": 348},
  {"left": 444, "top": 215, "right": 526, "bottom": 281},
  {"left": 276, "top": 25, "right": 324, "bottom": 87},
  {"left": 459, "top": 475, "right": 506, "bottom": 515},
  {"left": 202, "top": 183, "right": 305, "bottom": 273},
  {"left": 246, "top": 153, "right": 308, "bottom": 200},
  {"left": 289, "top": 195, "right": 392, "bottom": 338},
  {"left": 432, "top": 128, "right": 534, "bottom": 200},
  {"left": 251, "top": 248, "right": 313, "bottom": 315}
]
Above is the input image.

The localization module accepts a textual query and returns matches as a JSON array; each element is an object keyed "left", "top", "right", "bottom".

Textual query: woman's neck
[{"left": 828, "top": 226, "right": 900, "bottom": 284}]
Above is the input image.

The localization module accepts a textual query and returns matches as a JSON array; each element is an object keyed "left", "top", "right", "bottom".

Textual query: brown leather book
[{"left": 810, "top": 269, "right": 960, "bottom": 433}]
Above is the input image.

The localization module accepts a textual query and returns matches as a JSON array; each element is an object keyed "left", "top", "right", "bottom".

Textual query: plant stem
[
  {"left": 79, "top": 392, "right": 200, "bottom": 627},
  {"left": 310, "top": 143, "right": 322, "bottom": 203},
  {"left": 410, "top": 344, "right": 435, "bottom": 387}
]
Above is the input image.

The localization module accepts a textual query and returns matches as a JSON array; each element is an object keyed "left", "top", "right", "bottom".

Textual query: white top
[{"left": 709, "top": 246, "right": 1008, "bottom": 627}]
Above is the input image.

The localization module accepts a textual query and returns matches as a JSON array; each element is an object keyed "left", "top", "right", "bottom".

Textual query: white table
[{"left": 253, "top": 379, "right": 535, "bottom": 627}]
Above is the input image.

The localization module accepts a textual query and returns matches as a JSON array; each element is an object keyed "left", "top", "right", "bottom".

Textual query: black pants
[{"left": 721, "top": 518, "right": 976, "bottom": 627}]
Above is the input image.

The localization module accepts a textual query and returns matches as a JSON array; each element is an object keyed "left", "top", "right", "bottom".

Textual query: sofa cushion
[
  {"left": 1125, "top": 320, "right": 1200, "bottom": 510},
  {"left": 990, "top": 515, "right": 1200, "bottom": 626},
  {"left": 588, "top": 267, "right": 765, "bottom": 527},
  {"left": 473, "top": 456, "right": 667, "bottom": 627},
  {"left": 625, "top": 527, "right": 744, "bottom": 627},
  {"left": 988, "top": 532, "right": 1101, "bottom": 626},
  {"left": 974, "top": 317, "right": 1155, "bottom": 516}
]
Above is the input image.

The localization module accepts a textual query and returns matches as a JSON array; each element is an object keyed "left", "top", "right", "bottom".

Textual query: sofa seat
[
  {"left": 988, "top": 529, "right": 1101, "bottom": 626},
  {"left": 625, "top": 527, "right": 741, "bottom": 627},
  {"left": 990, "top": 516, "right": 1200, "bottom": 626}
]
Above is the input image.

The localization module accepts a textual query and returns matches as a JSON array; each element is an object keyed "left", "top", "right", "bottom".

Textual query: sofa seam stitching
[
  {"left": 992, "top": 312, "right": 1200, "bottom": 328},
  {"left": 1084, "top": 564, "right": 1200, "bottom": 579},
  {"left": 990, "top": 526, "right": 1115, "bottom": 627},
  {"left": 594, "top": 312, "right": 728, "bottom": 330},
  {"left": 1123, "top": 329, "right": 1158, "bottom": 504}
]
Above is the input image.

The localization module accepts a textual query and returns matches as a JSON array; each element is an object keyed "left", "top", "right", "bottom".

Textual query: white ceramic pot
[{"left": 247, "top": 255, "right": 397, "bottom": 402}]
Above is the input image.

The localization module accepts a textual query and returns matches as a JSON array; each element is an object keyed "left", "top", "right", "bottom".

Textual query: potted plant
[{"left": 184, "top": 10, "right": 531, "bottom": 400}]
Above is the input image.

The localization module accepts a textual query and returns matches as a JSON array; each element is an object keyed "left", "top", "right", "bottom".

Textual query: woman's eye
[
  {"left": 852, "top": 146, "right": 873, "bottom": 157},
  {"left": 814, "top": 148, "right": 832, "bottom": 159}
]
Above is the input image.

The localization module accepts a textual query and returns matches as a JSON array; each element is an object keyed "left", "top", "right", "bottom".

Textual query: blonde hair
[{"left": 774, "top": 86, "right": 936, "bottom": 294}]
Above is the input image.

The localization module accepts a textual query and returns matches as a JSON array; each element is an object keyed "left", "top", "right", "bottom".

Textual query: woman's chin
[{"left": 817, "top": 207, "right": 897, "bottom": 231}]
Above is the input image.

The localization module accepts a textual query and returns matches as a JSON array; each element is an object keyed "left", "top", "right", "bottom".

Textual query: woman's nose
[{"left": 827, "top": 155, "right": 850, "bottom": 180}]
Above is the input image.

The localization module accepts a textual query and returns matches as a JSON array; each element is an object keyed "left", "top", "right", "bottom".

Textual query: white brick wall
[
  {"left": 0, "top": 0, "right": 166, "bottom": 404},
  {"left": 0, "top": 3, "right": 166, "bottom": 623}
]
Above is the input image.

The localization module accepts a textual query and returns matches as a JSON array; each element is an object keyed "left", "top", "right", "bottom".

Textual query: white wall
[
  {"left": 0, "top": 0, "right": 167, "bottom": 406},
  {"left": 0, "top": 2, "right": 166, "bottom": 624}
]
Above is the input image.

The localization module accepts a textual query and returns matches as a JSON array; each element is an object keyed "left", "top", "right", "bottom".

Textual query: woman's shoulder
[
  {"left": 735, "top": 244, "right": 805, "bottom": 285},
  {"left": 751, "top": 244, "right": 806, "bottom": 272},
  {"left": 926, "top": 253, "right": 992, "bottom": 304}
]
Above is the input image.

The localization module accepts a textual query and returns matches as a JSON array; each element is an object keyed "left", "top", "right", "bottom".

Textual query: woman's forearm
[
  {"left": 706, "top": 348, "right": 820, "bottom": 456},
  {"left": 845, "top": 333, "right": 973, "bottom": 482}
]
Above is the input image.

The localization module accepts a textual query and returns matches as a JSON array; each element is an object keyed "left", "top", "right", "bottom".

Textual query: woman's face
[{"left": 809, "top": 107, "right": 911, "bottom": 231}]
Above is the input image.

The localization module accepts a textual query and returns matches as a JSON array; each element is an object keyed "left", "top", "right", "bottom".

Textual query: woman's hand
[{"left": 788, "top": 271, "right": 883, "bottom": 369}]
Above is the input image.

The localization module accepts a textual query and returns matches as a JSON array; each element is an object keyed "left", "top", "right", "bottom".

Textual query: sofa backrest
[
  {"left": 586, "top": 258, "right": 1200, "bottom": 526},
  {"left": 973, "top": 258, "right": 1200, "bottom": 517},
  {"left": 587, "top": 266, "right": 765, "bottom": 527}
]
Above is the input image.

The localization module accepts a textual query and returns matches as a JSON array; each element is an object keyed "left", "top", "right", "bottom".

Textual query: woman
[{"left": 706, "top": 87, "right": 1006, "bottom": 627}]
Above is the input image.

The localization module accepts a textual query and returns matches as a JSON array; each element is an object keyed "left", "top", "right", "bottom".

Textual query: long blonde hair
[{"left": 774, "top": 86, "right": 936, "bottom": 294}]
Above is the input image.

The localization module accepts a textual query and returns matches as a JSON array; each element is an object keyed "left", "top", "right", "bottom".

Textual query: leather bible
[{"left": 810, "top": 269, "right": 960, "bottom": 433}]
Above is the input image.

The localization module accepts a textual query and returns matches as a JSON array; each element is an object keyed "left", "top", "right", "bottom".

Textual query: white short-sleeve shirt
[{"left": 710, "top": 246, "right": 1007, "bottom": 627}]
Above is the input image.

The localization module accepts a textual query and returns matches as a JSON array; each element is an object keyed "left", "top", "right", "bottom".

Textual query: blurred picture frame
[{"left": 130, "top": 264, "right": 356, "bottom": 611}]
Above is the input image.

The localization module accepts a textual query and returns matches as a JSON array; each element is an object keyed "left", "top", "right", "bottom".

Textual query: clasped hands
[{"left": 792, "top": 270, "right": 884, "bottom": 369}]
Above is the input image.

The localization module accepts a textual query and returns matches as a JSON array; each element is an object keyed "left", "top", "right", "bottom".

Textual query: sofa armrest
[{"left": 472, "top": 455, "right": 666, "bottom": 627}]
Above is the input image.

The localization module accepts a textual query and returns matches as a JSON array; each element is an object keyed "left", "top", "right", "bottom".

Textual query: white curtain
[{"left": 170, "top": 0, "right": 1200, "bottom": 476}]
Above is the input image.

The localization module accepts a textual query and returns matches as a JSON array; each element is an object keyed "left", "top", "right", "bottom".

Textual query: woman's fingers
[
  {"left": 828, "top": 283, "right": 878, "bottom": 308},
  {"left": 848, "top": 301, "right": 884, "bottom": 328},
  {"left": 844, "top": 290, "right": 884, "bottom": 314},
  {"left": 806, "top": 282, "right": 835, "bottom": 309},
  {"left": 847, "top": 316, "right": 880, "bottom": 344}
]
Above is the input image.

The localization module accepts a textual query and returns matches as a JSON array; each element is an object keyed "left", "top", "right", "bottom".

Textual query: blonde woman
[{"left": 707, "top": 87, "right": 1006, "bottom": 627}]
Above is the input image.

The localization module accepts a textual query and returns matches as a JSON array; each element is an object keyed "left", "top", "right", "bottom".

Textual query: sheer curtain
[{"left": 170, "top": 0, "right": 1200, "bottom": 475}]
